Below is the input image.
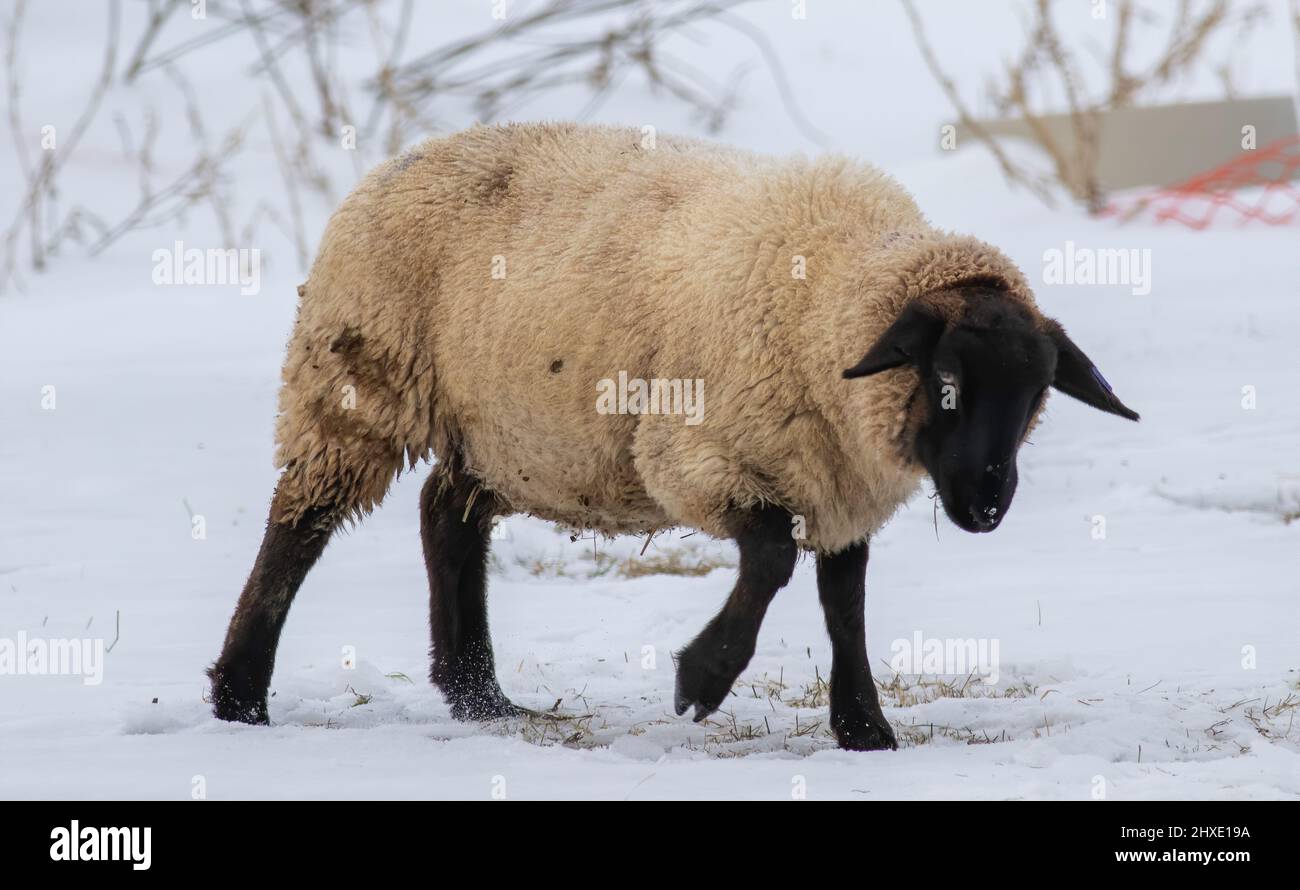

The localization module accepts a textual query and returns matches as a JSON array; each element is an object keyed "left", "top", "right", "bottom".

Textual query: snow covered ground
[{"left": 1, "top": 1, "right": 1298, "bottom": 800}]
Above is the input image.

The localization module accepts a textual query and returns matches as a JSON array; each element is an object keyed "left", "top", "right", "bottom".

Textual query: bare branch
[
  {"left": 3, "top": 0, "right": 121, "bottom": 284},
  {"left": 901, "top": 0, "right": 1058, "bottom": 206},
  {"left": 124, "top": 0, "right": 185, "bottom": 83}
]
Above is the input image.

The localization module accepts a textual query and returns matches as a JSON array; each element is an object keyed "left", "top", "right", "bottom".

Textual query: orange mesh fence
[{"left": 1100, "top": 135, "right": 1300, "bottom": 228}]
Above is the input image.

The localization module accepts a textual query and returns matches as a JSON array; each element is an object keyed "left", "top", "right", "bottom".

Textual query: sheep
[{"left": 208, "top": 122, "right": 1138, "bottom": 751}]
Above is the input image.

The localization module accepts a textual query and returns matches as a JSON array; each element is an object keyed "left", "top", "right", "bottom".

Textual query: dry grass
[
  {"left": 484, "top": 701, "right": 606, "bottom": 749},
  {"left": 617, "top": 548, "right": 734, "bottom": 578},
  {"left": 876, "top": 667, "right": 1037, "bottom": 708},
  {"left": 1227, "top": 691, "right": 1299, "bottom": 749},
  {"left": 1154, "top": 489, "right": 1300, "bottom": 525},
  {"left": 305, "top": 656, "right": 1053, "bottom": 756},
  {"left": 490, "top": 665, "right": 1033, "bottom": 756},
  {"left": 692, "top": 666, "right": 1032, "bottom": 752},
  {"left": 515, "top": 541, "right": 735, "bottom": 580}
]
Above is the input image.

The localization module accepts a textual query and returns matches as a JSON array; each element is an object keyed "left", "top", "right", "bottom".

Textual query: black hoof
[
  {"left": 832, "top": 708, "right": 898, "bottom": 752},
  {"left": 207, "top": 664, "right": 270, "bottom": 725},
  {"left": 673, "top": 646, "right": 744, "bottom": 722},
  {"left": 446, "top": 685, "right": 526, "bottom": 722}
]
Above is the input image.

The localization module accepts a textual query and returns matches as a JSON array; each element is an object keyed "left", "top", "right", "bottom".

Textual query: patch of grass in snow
[
  {"left": 1155, "top": 488, "right": 1300, "bottom": 525},
  {"left": 741, "top": 665, "right": 1034, "bottom": 710},
  {"left": 744, "top": 666, "right": 1032, "bottom": 749},
  {"left": 883, "top": 669, "right": 1035, "bottom": 747},
  {"left": 514, "top": 541, "right": 734, "bottom": 580},
  {"left": 616, "top": 548, "right": 734, "bottom": 578},
  {"left": 877, "top": 668, "right": 1037, "bottom": 707},
  {"left": 489, "top": 665, "right": 1033, "bottom": 757},
  {"left": 1227, "top": 691, "right": 1299, "bottom": 750},
  {"left": 462, "top": 675, "right": 1300, "bottom": 761},
  {"left": 493, "top": 707, "right": 604, "bottom": 749}
]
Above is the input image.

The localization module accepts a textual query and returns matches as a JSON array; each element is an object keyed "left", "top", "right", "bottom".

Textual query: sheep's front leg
[
  {"left": 674, "top": 505, "right": 797, "bottom": 722},
  {"left": 815, "top": 541, "right": 896, "bottom": 751}
]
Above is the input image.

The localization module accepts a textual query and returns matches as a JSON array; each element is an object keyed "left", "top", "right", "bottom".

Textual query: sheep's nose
[{"left": 967, "top": 504, "right": 1000, "bottom": 531}]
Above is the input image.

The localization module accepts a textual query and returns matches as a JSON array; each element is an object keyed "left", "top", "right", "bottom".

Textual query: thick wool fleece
[{"left": 272, "top": 122, "right": 1044, "bottom": 552}]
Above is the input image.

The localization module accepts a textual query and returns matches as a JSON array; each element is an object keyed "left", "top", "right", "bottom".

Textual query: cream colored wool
[{"left": 272, "top": 122, "right": 1046, "bottom": 552}]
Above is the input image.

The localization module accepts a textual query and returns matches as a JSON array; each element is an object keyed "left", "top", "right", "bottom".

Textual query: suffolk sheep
[{"left": 209, "top": 123, "right": 1138, "bottom": 751}]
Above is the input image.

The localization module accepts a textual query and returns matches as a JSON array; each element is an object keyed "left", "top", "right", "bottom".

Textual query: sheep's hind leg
[
  {"left": 674, "top": 505, "right": 797, "bottom": 722},
  {"left": 208, "top": 491, "right": 342, "bottom": 724},
  {"left": 815, "top": 541, "right": 896, "bottom": 751},
  {"left": 421, "top": 468, "right": 521, "bottom": 721}
]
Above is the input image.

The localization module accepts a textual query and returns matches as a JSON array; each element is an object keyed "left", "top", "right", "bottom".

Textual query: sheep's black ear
[
  {"left": 1047, "top": 321, "right": 1140, "bottom": 421},
  {"left": 843, "top": 303, "right": 945, "bottom": 379}
]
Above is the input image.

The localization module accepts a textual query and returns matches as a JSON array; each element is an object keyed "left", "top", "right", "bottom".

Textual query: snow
[{"left": 1, "top": 0, "right": 1298, "bottom": 800}]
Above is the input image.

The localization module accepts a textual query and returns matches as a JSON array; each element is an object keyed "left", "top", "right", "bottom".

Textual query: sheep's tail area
[{"left": 268, "top": 280, "right": 442, "bottom": 529}]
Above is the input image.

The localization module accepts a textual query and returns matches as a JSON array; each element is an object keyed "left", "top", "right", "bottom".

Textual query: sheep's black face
[
  {"left": 912, "top": 319, "right": 1053, "bottom": 532},
  {"left": 842, "top": 288, "right": 1139, "bottom": 535}
]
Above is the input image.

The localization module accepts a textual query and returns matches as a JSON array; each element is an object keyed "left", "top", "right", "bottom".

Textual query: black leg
[
  {"left": 208, "top": 493, "right": 339, "bottom": 724},
  {"left": 815, "top": 541, "right": 896, "bottom": 751},
  {"left": 674, "top": 505, "right": 798, "bottom": 722},
  {"left": 421, "top": 466, "right": 520, "bottom": 721}
]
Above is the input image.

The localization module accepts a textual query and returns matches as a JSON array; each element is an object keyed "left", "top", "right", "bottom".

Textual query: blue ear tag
[{"left": 1089, "top": 364, "right": 1113, "bottom": 393}]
